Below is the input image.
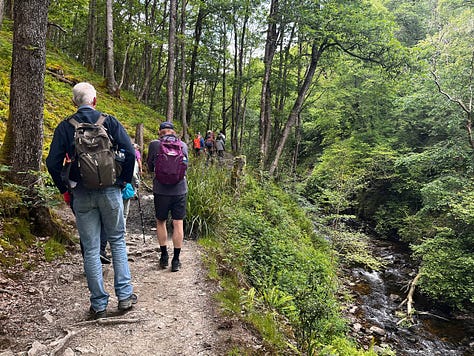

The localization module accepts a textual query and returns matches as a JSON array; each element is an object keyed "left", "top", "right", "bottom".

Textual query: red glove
[{"left": 63, "top": 191, "right": 72, "bottom": 205}]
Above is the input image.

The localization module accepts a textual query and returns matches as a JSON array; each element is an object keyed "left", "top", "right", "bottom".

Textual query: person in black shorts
[{"left": 147, "top": 121, "right": 189, "bottom": 272}]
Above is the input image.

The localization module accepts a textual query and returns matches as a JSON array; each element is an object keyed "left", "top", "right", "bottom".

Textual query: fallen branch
[
  {"left": 127, "top": 247, "right": 159, "bottom": 257},
  {"left": 417, "top": 311, "right": 450, "bottom": 322},
  {"left": 46, "top": 69, "right": 76, "bottom": 85},
  {"left": 74, "top": 317, "right": 144, "bottom": 327}
]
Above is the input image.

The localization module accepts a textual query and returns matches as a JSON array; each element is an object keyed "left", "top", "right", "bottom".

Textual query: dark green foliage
[{"left": 413, "top": 231, "right": 474, "bottom": 309}]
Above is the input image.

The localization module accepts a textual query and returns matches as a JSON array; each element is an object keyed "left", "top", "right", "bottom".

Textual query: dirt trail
[{"left": 0, "top": 191, "right": 263, "bottom": 356}]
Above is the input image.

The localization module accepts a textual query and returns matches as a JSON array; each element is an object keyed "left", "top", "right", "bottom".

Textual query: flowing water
[{"left": 348, "top": 238, "right": 474, "bottom": 355}]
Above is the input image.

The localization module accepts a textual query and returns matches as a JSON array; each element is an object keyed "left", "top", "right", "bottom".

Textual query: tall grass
[{"left": 185, "top": 158, "right": 232, "bottom": 239}]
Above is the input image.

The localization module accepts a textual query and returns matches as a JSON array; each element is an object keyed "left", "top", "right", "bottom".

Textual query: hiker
[
  {"left": 64, "top": 191, "right": 112, "bottom": 265},
  {"left": 218, "top": 131, "right": 226, "bottom": 144},
  {"left": 123, "top": 144, "right": 141, "bottom": 225},
  {"left": 147, "top": 121, "right": 188, "bottom": 272},
  {"left": 199, "top": 133, "right": 205, "bottom": 155},
  {"left": 204, "top": 130, "right": 216, "bottom": 165},
  {"left": 193, "top": 133, "right": 202, "bottom": 156},
  {"left": 216, "top": 134, "right": 225, "bottom": 164},
  {"left": 46, "top": 82, "right": 137, "bottom": 319},
  {"left": 133, "top": 143, "right": 143, "bottom": 176}
]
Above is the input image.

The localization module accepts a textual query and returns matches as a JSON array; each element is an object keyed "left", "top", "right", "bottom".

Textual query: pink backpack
[{"left": 154, "top": 136, "right": 187, "bottom": 185}]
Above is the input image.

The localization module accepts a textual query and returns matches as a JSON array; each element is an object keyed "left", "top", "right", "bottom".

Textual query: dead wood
[{"left": 74, "top": 317, "right": 145, "bottom": 327}]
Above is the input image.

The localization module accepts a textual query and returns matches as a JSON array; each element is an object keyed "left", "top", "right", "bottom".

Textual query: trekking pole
[{"left": 135, "top": 182, "right": 146, "bottom": 244}]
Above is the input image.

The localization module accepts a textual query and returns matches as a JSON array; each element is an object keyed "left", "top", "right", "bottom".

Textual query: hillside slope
[{"left": 0, "top": 21, "right": 165, "bottom": 155}]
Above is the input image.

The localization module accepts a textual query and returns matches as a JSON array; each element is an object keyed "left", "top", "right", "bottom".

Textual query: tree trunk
[
  {"left": 105, "top": 0, "right": 119, "bottom": 96},
  {"left": 137, "top": 41, "right": 153, "bottom": 101},
  {"left": 231, "top": 8, "right": 248, "bottom": 154},
  {"left": 85, "top": 0, "right": 97, "bottom": 71},
  {"left": 135, "top": 123, "right": 144, "bottom": 152},
  {"left": 179, "top": 0, "right": 188, "bottom": 142},
  {"left": 5, "top": 0, "right": 11, "bottom": 19},
  {"left": 186, "top": 6, "right": 206, "bottom": 126},
  {"left": 220, "top": 20, "right": 228, "bottom": 134},
  {"left": 268, "top": 41, "right": 327, "bottom": 177},
  {"left": 259, "top": 0, "right": 278, "bottom": 171},
  {"left": 3, "top": 0, "right": 49, "bottom": 185},
  {"left": 166, "top": 0, "right": 177, "bottom": 121},
  {"left": 3, "top": 0, "right": 69, "bottom": 238}
]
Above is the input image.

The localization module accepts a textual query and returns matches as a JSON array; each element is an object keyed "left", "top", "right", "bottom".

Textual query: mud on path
[{"left": 0, "top": 191, "right": 264, "bottom": 356}]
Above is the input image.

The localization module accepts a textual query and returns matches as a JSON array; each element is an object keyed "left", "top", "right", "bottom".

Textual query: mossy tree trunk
[{"left": 2, "top": 0, "right": 69, "bottom": 239}]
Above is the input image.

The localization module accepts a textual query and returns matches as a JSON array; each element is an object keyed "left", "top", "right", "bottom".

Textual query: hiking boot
[
  {"left": 171, "top": 259, "right": 181, "bottom": 272},
  {"left": 159, "top": 254, "right": 169, "bottom": 268},
  {"left": 118, "top": 293, "right": 138, "bottom": 311},
  {"left": 89, "top": 306, "right": 106, "bottom": 319},
  {"left": 100, "top": 252, "right": 111, "bottom": 265}
]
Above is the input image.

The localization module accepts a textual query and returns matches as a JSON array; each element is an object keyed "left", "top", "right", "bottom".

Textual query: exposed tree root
[
  {"left": 0, "top": 288, "right": 17, "bottom": 295},
  {"left": 49, "top": 328, "right": 84, "bottom": 356}
]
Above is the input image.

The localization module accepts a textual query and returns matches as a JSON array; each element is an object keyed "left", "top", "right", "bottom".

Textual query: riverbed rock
[
  {"left": 353, "top": 322, "right": 363, "bottom": 332},
  {"left": 27, "top": 341, "right": 48, "bottom": 356},
  {"left": 369, "top": 325, "right": 386, "bottom": 336},
  {"left": 389, "top": 293, "right": 400, "bottom": 302}
]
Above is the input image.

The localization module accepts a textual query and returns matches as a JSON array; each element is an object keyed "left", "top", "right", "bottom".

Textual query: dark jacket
[
  {"left": 46, "top": 107, "right": 135, "bottom": 194},
  {"left": 147, "top": 135, "right": 188, "bottom": 196}
]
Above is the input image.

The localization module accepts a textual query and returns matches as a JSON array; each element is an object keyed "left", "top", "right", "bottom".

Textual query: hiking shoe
[
  {"left": 89, "top": 306, "right": 106, "bottom": 319},
  {"left": 118, "top": 293, "right": 138, "bottom": 311},
  {"left": 171, "top": 259, "right": 181, "bottom": 272},
  {"left": 100, "top": 252, "right": 112, "bottom": 265},
  {"left": 159, "top": 254, "right": 169, "bottom": 268}
]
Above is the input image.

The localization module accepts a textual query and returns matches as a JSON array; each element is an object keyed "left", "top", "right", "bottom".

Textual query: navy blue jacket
[{"left": 46, "top": 107, "right": 135, "bottom": 194}]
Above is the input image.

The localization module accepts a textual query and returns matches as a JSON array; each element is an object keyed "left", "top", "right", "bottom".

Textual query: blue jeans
[{"left": 72, "top": 186, "right": 133, "bottom": 311}]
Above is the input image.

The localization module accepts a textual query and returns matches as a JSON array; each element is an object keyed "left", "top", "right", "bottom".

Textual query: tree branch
[{"left": 431, "top": 70, "right": 470, "bottom": 114}]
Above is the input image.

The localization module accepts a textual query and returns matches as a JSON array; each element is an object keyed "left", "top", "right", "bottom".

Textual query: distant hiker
[
  {"left": 46, "top": 82, "right": 137, "bottom": 319},
  {"left": 193, "top": 133, "right": 202, "bottom": 156},
  {"left": 199, "top": 133, "right": 205, "bottom": 155},
  {"left": 147, "top": 121, "right": 189, "bottom": 272},
  {"left": 133, "top": 143, "right": 143, "bottom": 176},
  {"left": 204, "top": 130, "right": 216, "bottom": 165},
  {"left": 216, "top": 134, "right": 225, "bottom": 164},
  {"left": 218, "top": 131, "right": 226, "bottom": 144}
]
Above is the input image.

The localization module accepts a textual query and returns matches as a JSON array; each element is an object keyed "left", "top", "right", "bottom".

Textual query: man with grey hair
[{"left": 46, "top": 82, "right": 137, "bottom": 319}]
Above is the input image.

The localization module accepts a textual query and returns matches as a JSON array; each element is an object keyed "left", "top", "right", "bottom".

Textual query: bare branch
[{"left": 431, "top": 70, "right": 470, "bottom": 114}]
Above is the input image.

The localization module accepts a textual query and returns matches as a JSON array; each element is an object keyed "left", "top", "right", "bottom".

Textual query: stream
[{"left": 346, "top": 237, "right": 474, "bottom": 355}]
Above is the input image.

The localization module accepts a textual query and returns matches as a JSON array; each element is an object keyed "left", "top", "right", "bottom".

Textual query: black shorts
[{"left": 153, "top": 193, "right": 187, "bottom": 221}]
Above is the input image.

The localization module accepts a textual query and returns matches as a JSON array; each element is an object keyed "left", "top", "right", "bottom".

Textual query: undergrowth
[{"left": 190, "top": 160, "right": 382, "bottom": 355}]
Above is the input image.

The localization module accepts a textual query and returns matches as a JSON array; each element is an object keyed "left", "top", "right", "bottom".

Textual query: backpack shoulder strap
[
  {"left": 96, "top": 113, "right": 107, "bottom": 126},
  {"left": 68, "top": 116, "right": 80, "bottom": 129}
]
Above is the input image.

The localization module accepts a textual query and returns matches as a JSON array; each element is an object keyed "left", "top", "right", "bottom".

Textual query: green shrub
[{"left": 413, "top": 230, "right": 474, "bottom": 309}]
